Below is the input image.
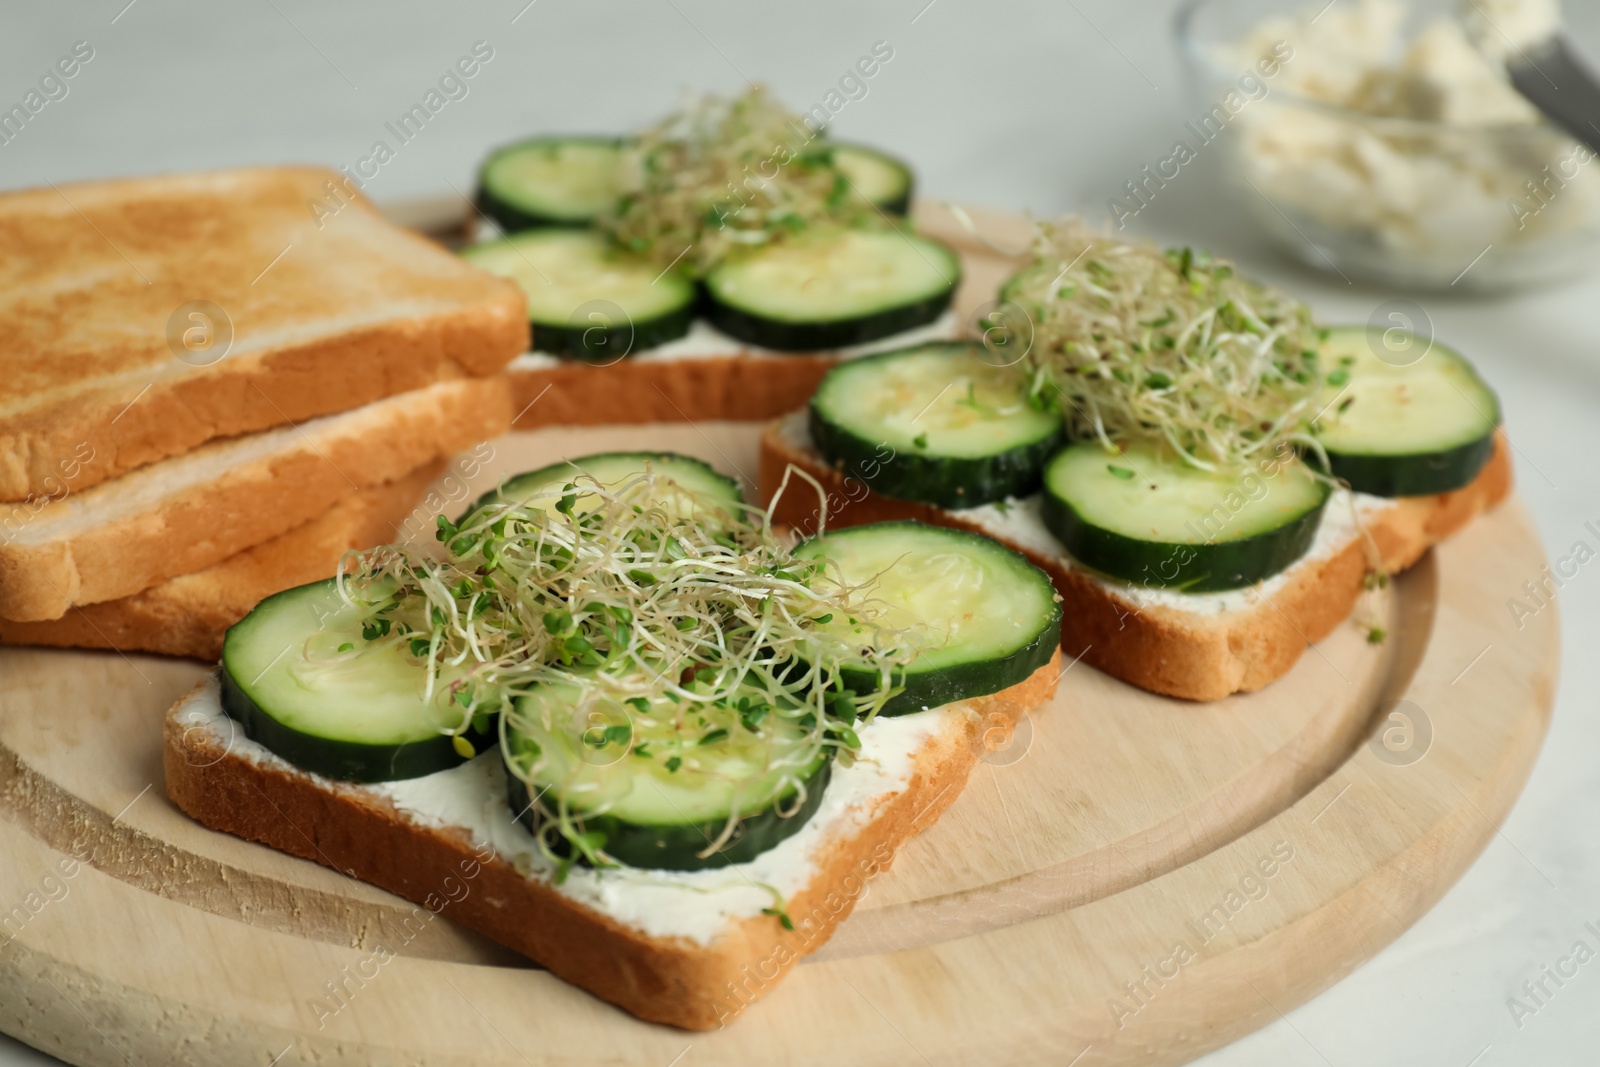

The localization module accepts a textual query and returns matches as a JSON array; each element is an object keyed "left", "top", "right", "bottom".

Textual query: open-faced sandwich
[
  {"left": 464, "top": 87, "right": 963, "bottom": 427},
  {"left": 762, "top": 220, "right": 1511, "bottom": 700},
  {"left": 164, "top": 452, "right": 1061, "bottom": 1028}
]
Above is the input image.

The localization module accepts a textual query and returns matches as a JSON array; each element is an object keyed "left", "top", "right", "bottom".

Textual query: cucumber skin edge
[
  {"left": 1039, "top": 489, "right": 1330, "bottom": 594},
  {"left": 475, "top": 187, "right": 594, "bottom": 233},
  {"left": 832, "top": 142, "right": 915, "bottom": 215},
  {"left": 876, "top": 190, "right": 912, "bottom": 216},
  {"left": 808, "top": 400, "right": 1061, "bottom": 510},
  {"left": 503, "top": 756, "right": 833, "bottom": 871},
  {"left": 478, "top": 165, "right": 911, "bottom": 230},
  {"left": 531, "top": 302, "right": 695, "bottom": 361},
  {"left": 702, "top": 283, "right": 957, "bottom": 353},
  {"left": 219, "top": 664, "right": 482, "bottom": 784},
  {"left": 459, "top": 451, "right": 745, "bottom": 534},
  {"left": 1322, "top": 433, "right": 1496, "bottom": 498},
  {"left": 474, "top": 135, "right": 625, "bottom": 232},
  {"left": 1314, "top": 326, "right": 1500, "bottom": 498},
  {"left": 794, "top": 520, "right": 1065, "bottom": 715},
  {"left": 840, "top": 606, "right": 1062, "bottom": 717}
]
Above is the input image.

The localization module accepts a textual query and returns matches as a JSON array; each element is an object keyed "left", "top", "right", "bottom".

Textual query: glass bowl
[{"left": 1175, "top": 0, "right": 1600, "bottom": 292}]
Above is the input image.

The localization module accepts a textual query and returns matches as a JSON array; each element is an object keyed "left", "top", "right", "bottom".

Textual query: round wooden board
[
  {"left": 0, "top": 423, "right": 1556, "bottom": 1067},
  {"left": 0, "top": 203, "right": 1558, "bottom": 1066}
]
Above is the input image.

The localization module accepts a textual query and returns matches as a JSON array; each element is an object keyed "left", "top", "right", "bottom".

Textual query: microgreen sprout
[
  {"left": 602, "top": 85, "right": 879, "bottom": 275},
  {"left": 1005, "top": 218, "right": 1326, "bottom": 471},
  {"left": 334, "top": 464, "right": 915, "bottom": 867},
  {"left": 999, "top": 219, "right": 1396, "bottom": 617}
]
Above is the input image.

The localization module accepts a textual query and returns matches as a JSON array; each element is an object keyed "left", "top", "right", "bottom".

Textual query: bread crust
[
  {"left": 760, "top": 419, "right": 1513, "bottom": 701},
  {"left": 0, "top": 460, "right": 443, "bottom": 660},
  {"left": 509, "top": 354, "right": 839, "bottom": 428},
  {"left": 162, "top": 655, "right": 1059, "bottom": 1030},
  {"left": 0, "top": 166, "right": 528, "bottom": 502},
  {"left": 0, "top": 377, "right": 511, "bottom": 622}
]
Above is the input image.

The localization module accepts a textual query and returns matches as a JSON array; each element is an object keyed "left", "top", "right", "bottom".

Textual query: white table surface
[{"left": 3, "top": 2, "right": 1597, "bottom": 1064}]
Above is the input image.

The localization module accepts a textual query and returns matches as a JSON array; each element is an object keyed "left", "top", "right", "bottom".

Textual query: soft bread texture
[
  {"left": 0, "top": 377, "right": 511, "bottom": 622},
  {"left": 163, "top": 655, "right": 1060, "bottom": 1030},
  {"left": 0, "top": 460, "right": 443, "bottom": 660},
  {"left": 509, "top": 354, "right": 840, "bottom": 427},
  {"left": 760, "top": 414, "right": 1513, "bottom": 701},
  {"left": 0, "top": 166, "right": 527, "bottom": 502}
]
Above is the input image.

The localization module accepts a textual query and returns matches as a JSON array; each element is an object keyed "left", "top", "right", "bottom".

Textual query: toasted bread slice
[
  {"left": 508, "top": 314, "right": 959, "bottom": 427},
  {"left": 760, "top": 411, "right": 1513, "bottom": 701},
  {"left": 0, "top": 459, "right": 443, "bottom": 660},
  {"left": 0, "top": 377, "right": 511, "bottom": 622},
  {"left": 0, "top": 167, "right": 527, "bottom": 502},
  {"left": 163, "top": 654, "right": 1060, "bottom": 1030}
]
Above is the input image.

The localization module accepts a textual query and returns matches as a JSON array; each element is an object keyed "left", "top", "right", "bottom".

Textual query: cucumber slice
[
  {"left": 832, "top": 142, "right": 914, "bottom": 214},
  {"left": 1313, "top": 326, "right": 1501, "bottom": 497},
  {"left": 476, "top": 136, "right": 624, "bottom": 230},
  {"left": 809, "top": 342, "right": 1061, "bottom": 509},
  {"left": 221, "top": 580, "right": 481, "bottom": 782},
  {"left": 1041, "top": 443, "right": 1330, "bottom": 592},
  {"left": 503, "top": 681, "right": 830, "bottom": 870},
  {"left": 467, "top": 451, "right": 743, "bottom": 527},
  {"left": 794, "top": 521, "right": 1061, "bottom": 715},
  {"left": 702, "top": 228, "right": 959, "bottom": 351},
  {"left": 461, "top": 230, "right": 694, "bottom": 360}
]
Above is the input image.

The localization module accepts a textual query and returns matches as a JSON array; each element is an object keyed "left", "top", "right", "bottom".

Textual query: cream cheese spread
[
  {"left": 775, "top": 409, "right": 1397, "bottom": 619},
  {"left": 510, "top": 310, "right": 960, "bottom": 372},
  {"left": 176, "top": 675, "right": 964, "bottom": 946},
  {"left": 1229, "top": 0, "right": 1594, "bottom": 264}
]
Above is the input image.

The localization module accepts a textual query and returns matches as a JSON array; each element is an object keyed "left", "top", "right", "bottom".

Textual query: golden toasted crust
[
  {"left": 760, "top": 420, "right": 1514, "bottom": 701},
  {"left": 509, "top": 354, "right": 840, "bottom": 427},
  {"left": 0, "top": 377, "right": 511, "bottom": 622},
  {"left": 0, "top": 166, "right": 527, "bottom": 502},
  {"left": 162, "top": 655, "right": 1059, "bottom": 1030},
  {"left": 0, "top": 460, "right": 443, "bottom": 660}
]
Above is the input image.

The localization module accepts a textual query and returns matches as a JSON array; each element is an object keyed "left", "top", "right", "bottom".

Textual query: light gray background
[{"left": 2, "top": 2, "right": 1598, "bottom": 1064}]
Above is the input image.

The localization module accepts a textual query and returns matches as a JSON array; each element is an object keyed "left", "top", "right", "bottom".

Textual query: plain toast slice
[
  {"left": 164, "top": 654, "right": 1059, "bottom": 1030},
  {"left": 0, "top": 166, "right": 527, "bottom": 501},
  {"left": 760, "top": 411, "right": 1513, "bottom": 701},
  {"left": 0, "top": 377, "right": 511, "bottom": 622},
  {"left": 0, "top": 459, "right": 444, "bottom": 659}
]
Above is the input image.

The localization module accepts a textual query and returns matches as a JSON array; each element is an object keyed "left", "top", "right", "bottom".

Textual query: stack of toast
[{"left": 0, "top": 166, "right": 526, "bottom": 659}]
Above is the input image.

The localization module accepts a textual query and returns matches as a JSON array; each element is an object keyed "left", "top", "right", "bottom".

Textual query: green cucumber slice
[
  {"left": 794, "top": 521, "right": 1061, "bottom": 715},
  {"left": 702, "top": 228, "right": 959, "bottom": 351},
  {"left": 503, "top": 681, "right": 830, "bottom": 870},
  {"left": 1313, "top": 326, "right": 1500, "bottom": 497},
  {"left": 221, "top": 579, "right": 481, "bottom": 782},
  {"left": 466, "top": 451, "right": 743, "bottom": 527},
  {"left": 1041, "top": 443, "right": 1330, "bottom": 592},
  {"left": 461, "top": 230, "right": 694, "bottom": 360},
  {"left": 476, "top": 136, "right": 624, "bottom": 230},
  {"left": 809, "top": 342, "right": 1061, "bottom": 509},
  {"left": 832, "top": 142, "right": 914, "bottom": 214}
]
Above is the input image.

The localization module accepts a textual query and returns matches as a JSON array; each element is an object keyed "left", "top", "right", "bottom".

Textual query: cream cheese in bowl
[{"left": 1180, "top": 0, "right": 1600, "bottom": 290}]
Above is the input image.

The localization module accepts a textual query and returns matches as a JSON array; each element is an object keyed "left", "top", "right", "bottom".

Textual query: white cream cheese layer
[
  {"left": 177, "top": 676, "right": 960, "bottom": 946},
  {"left": 1228, "top": 0, "right": 1592, "bottom": 260},
  {"left": 962, "top": 491, "right": 1393, "bottom": 617},
  {"left": 775, "top": 409, "right": 1397, "bottom": 619},
  {"left": 509, "top": 310, "right": 960, "bottom": 372}
]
